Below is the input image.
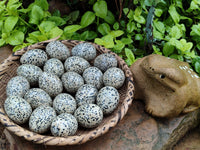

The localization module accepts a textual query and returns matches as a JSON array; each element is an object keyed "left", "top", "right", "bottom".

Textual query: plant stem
[{"left": 18, "top": 16, "right": 35, "bottom": 30}]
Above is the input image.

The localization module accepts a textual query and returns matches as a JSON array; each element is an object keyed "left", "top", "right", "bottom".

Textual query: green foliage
[{"left": 1, "top": 0, "right": 200, "bottom": 75}]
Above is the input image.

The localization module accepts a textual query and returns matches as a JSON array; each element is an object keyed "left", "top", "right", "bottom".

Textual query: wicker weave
[{"left": 0, "top": 39, "right": 135, "bottom": 146}]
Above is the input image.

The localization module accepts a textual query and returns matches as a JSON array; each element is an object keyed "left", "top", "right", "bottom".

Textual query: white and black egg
[
  {"left": 29, "top": 105, "right": 56, "bottom": 134},
  {"left": 6, "top": 76, "right": 30, "bottom": 97},
  {"left": 4, "top": 96, "right": 32, "bottom": 124},
  {"left": 75, "top": 84, "right": 98, "bottom": 107},
  {"left": 64, "top": 56, "right": 90, "bottom": 74},
  {"left": 46, "top": 41, "right": 70, "bottom": 61},
  {"left": 71, "top": 43, "right": 96, "bottom": 61},
  {"left": 20, "top": 49, "right": 48, "bottom": 67},
  {"left": 24, "top": 88, "right": 52, "bottom": 109},
  {"left": 103, "top": 67, "right": 125, "bottom": 89},
  {"left": 96, "top": 86, "right": 119, "bottom": 115},
  {"left": 39, "top": 72, "right": 63, "bottom": 97},
  {"left": 43, "top": 58, "right": 64, "bottom": 77},
  {"left": 83, "top": 67, "right": 103, "bottom": 89},
  {"left": 51, "top": 113, "right": 78, "bottom": 137},
  {"left": 94, "top": 53, "right": 118, "bottom": 72},
  {"left": 53, "top": 93, "right": 76, "bottom": 115},
  {"left": 61, "top": 72, "right": 84, "bottom": 93},
  {"left": 17, "top": 64, "right": 43, "bottom": 86},
  {"left": 74, "top": 104, "right": 103, "bottom": 128}
]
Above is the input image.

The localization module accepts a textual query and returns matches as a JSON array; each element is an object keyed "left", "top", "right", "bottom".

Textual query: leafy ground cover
[{"left": 0, "top": 0, "right": 200, "bottom": 74}]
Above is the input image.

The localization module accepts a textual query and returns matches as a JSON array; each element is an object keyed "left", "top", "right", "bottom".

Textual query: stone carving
[{"left": 130, "top": 54, "right": 200, "bottom": 118}]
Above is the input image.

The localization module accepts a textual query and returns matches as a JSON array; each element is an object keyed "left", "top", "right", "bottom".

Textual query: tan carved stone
[{"left": 130, "top": 54, "right": 200, "bottom": 118}]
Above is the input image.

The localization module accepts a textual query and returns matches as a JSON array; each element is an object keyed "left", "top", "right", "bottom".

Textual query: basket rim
[{"left": 0, "top": 39, "right": 135, "bottom": 146}]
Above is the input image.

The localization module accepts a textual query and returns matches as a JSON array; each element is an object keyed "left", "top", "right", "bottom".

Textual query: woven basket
[{"left": 0, "top": 39, "right": 134, "bottom": 146}]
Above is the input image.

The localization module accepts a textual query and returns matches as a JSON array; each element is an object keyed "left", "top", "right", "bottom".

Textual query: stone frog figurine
[{"left": 130, "top": 54, "right": 200, "bottom": 118}]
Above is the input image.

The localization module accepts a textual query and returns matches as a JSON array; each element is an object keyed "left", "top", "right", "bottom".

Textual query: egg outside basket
[{"left": 0, "top": 39, "right": 135, "bottom": 146}]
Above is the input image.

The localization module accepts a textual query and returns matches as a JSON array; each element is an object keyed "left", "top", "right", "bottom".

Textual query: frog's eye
[{"left": 160, "top": 74, "right": 165, "bottom": 79}]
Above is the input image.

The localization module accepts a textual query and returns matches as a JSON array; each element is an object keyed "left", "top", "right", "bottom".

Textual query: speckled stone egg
[
  {"left": 39, "top": 72, "right": 63, "bottom": 97},
  {"left": 53, "top": 93, "right": 76, "bottom": 114},
  {"left": 74, "top": 104, "right": 103, "bottom": 128},
  {"left": 83, "top": 67, "right": 103, "bottom": 89},
  {"left": 96, "top": 86, "right": 119, "bottom": 115},
  {"left": 6, "top": 76, "right": 30, "bottom": 97},
  {"left": 94, "top": 53, "right": 118, "bottom": 72},
  {"left": 71, "top": 43, "right": 96, "bottom": 61},
  {"left": 29, "top": 105, "right": 56, "bottom": 134},
  {"left": 4, "top": 96, "right": 32, "bottom": 124},
  {"left": 43, "top": 58, "right": 64, "bottom": 77},
  {"left": 103, "top": 67, "right": 125, "bottom": 89},
  {"left": 17, "top": 64, "right": 43, "bottom": 86},
  {"left": 20, "top": 49, "right": 48, "bottom": 67},
  {"left": 51, "top": 113, "right": 78, "bottom": 137},
  {"left": 24, "top": 88, "right": 52, "bottom": 109},
  {"left": 61, "top": 72, "right": 84, "bottom": 93},
  {"left": 64, "top": 56, "right": 90, "bottom": 74},
  {"left": 46, "top": 41, "right": 70, "bottom": 61},
  {"left": 75, "top": 84, "right": 98, "bottom": 106}
]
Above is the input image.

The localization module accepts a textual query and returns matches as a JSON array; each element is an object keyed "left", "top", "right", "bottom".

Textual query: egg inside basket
[{"left": 0, "top": 39, "right": 134, "bottom": 146}]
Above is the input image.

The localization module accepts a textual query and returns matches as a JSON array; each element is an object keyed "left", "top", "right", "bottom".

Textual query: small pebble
[
  {"left": 74, "top": 104, "right": 103, "bottom": 128},
  {"left": 94, "top": 53, "right": 118, "bottom": 72},
  {"left": 6, "top": 76, "right": 30, "bottom": 97},
  {"left": 96, "top": 86, "right": 119, "bottom": 115},
  {"left": 24, "top": 88, "right": 52, "bottom": 109},
  {"left": 20, "top": 49, "right": 48, "bottom": 67},
  {"left": 29, "top": 105, "right": 56, "bottom": 134},
  {"left": 39, "top": 72, "right": 63, "bottom": 97},
  {"left": 51, "top": 113, "right": 78, "bottom": 137},
  {"left": 43, "top": 58, "right": 64, "bottom": 77},
  {"left": 61, "top": 72, "right": 84, "bottom": 93},
  {"left": 53, "top": 93, "right": 77, "bottom": 114},
  {"left": 103, "top": 67, "right": 125, "bottom": 89},
  {"left": 71, "top": 43, "right": 96, "bottom": 61},
  {"left": 17, "top": 64, "right": 43, "bottom": 86},
  {"left": 64, "top": 56, "right": 90, "bottom": 74},
  {"left": 83, "top": 67, "right": 103, "bottom": 89},
  {"left": 75, "top": 84, "right": 98, "bottom": 106},
  {"left": 4, "top": 96, "right": 32, "bottom": 124},
  {"left": 46, "top": 41, "right": 70, "bottom": 61}
]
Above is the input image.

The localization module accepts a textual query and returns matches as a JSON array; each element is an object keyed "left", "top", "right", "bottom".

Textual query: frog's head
[{"left": 131, "top": 54, "right": 200, "bottom": 118}]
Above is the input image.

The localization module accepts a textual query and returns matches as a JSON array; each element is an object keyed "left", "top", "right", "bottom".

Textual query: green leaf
[
  {"left": 3, "top": 16, "right": 18, "bottom": 33},
  {"left": 135, "top": 34, "right": 143, "bottom": 40},
  {"left": 26, "top": 31, "right": 41, "bottom": 43},
  {"left": 153, "top": 28, "right": 163, "bottom": 40},
  {"left": 80, "top": 31, "right": 89, "bottom": 41},
  {"left": 153, "top": 21, "right": 165, "bottom": 34},
  {"left": 47, "top": 16, "right": 66, "bottom": 26},
  {"left": 169, "top": 25, "right": 182, "bottom": 39},
  {"left": 104, "top": 10, "right": 115, "bottom": 25},
  {"left": 163, "top": 42, "right": 175, "bottom": 56},
  {"left": 113, "top": 22, "right": 119, "bottom": 30},
  {"left": 125, "top": 48, "right": 135, "bottom": 65},
  {"left": 121, "top": 38, "right": 133, "bottom": 44},
  {"left": 123, "top": 8, "right": 134, "bottom": 20},
  {"left": 94, "top": 38, "right": 104, "bottom": 46},
  {"left": 113, "top": 40, "right": 125, "bottom": 53},
  {"left": 179, "top": 39, "right": 193, "bottom": 51},
  {"left": 64, "top": 25, "right": 82, "bottom": 33},
  {"left": 39, "top": 21, "right": 55, "bottom": 33},
  {"left": 93, "top": 0, "right": 107, "bottom": 19},
  {"left": 87, "top": 31, "right": 97, "bottom": 40},
  {"left": 32, "top": 0, "right": 49, "bottom": 11},
  {"left": 190, "top": 24, "right": 200, "bottom": 36},
  {"left": 29, "top": 5, "right": 44, "bottom": 25},
  {"left": 98, "top": 23, "right": 111, "bottom": 35},
  {"left": 126, "top": 21, "right": 136, "bottom": 33},
  {"left": 194, "top": 61, "right": 200, "bottom": 73},
  {"left": 0, "top": 39, "right": 5, "bottom": 47},
  {"left": 168, "top": 4, "right": 180, "bottom": 24},
  {"left": 95, "top": 35, "right": 114, "bottom": 48},
  {"left": 110, "top": 30, "right": 124, "bottom": 38},
  {"left": 68, "top": 10, "right": 80, "bottom": 22},
  {"left": 6, "top": 30, "right": 24, "bottom": 45},
  {"left": 155, "top": 8, "right": 163, "bottom": 17},
  {"left": 134, "top": 15, "right": 146, "bottom": 24},
  {"left": 134, "top": 7, "right": 142, "bottom": 16},
  {"left": 13, "top": 43, "right": 31, "bottom": 52},
  {"left": 80, "top": 11, "right": 95, "bottom": 28},
  {"left": 48, "top": 27, "right": 63, "bottom": 39}
]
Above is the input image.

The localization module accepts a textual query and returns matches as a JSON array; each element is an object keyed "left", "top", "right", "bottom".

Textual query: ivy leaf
[
  {"left": 39, "top": 21, "right": 55, "bottom": 33},
  {"left": 95, "top": 35, "right": 114, "bottom": 48},
  {"left": 113, "top": 40, "right": 125, "bottom": 53},
  {"left": 29, "top": 5, "right": 44, "bottom": 25},
  {"left": 93, "top": 0, "right": 107, "bottom": 19},
  {"left": 155, "top": 8, "right": 163, "bottom": 17},
  {"left": 3, "top": 16, "right": 18, "bottom": 33},
  {"left": 126, "top": 21, "right": 136, "bottom": 33},
  {"left": 98, "top": 23, "right": 111, "bottom": 36},
  {"left": 169, "top": 25, "right": 182, "bottom": 39},
  {"left": 190, "top": 24, "right": 200, "bottom": 36},
  {"left": 110, "top": 30, "right": 124, "bottom": 38},
  {"left": 6, "top": 30, "right": 24, "bottom": 45},
  {"left": 80, "top": 11, "right": 95, "bottom": 28},
  {"left": 153, "top": 21, "right": 165, "bottom": 34},
  {"left": 168, "top": 4, "right": 180, "bottom": 24},
  {"left": 48, "top": 27, "right": 63, "bottom": 39},
  {"left": 104, "top": 10, "right": 115, "bottom": 24},
  {"left": 163, "top": 42, "right": 175, "bottom": 56},
  {"left": 121, "top": 38, "right": 133, "bottom": 44}
]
